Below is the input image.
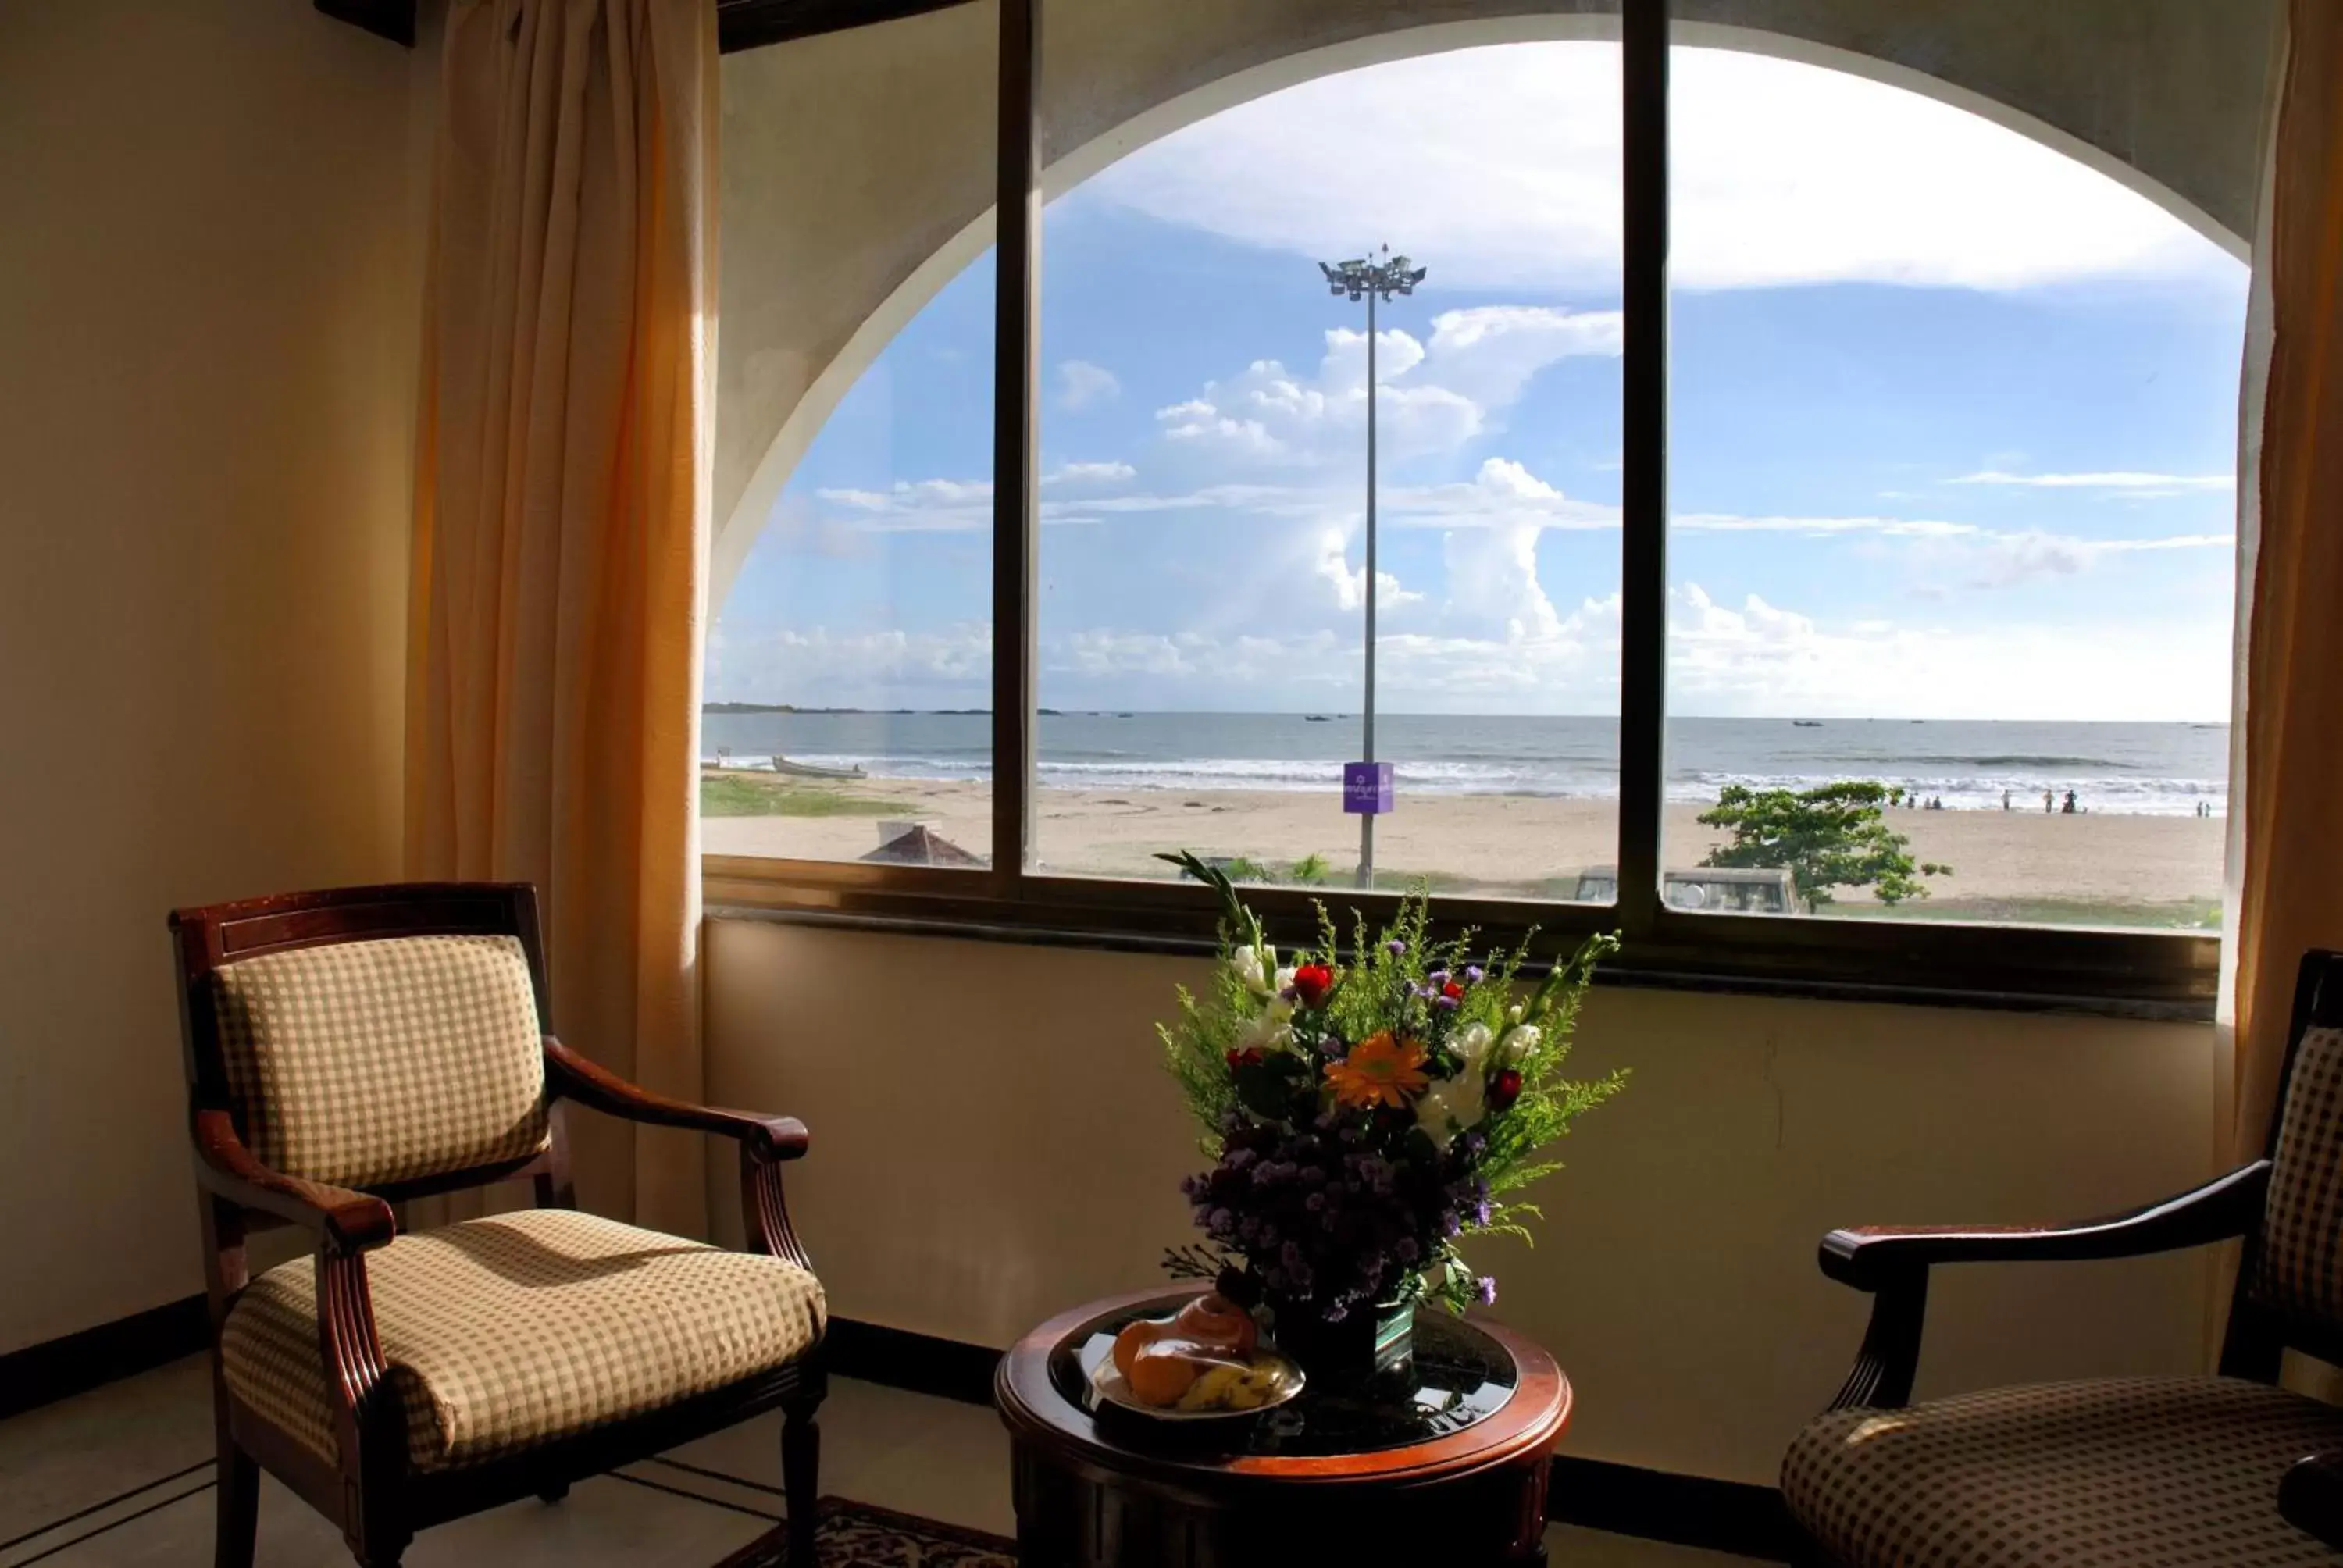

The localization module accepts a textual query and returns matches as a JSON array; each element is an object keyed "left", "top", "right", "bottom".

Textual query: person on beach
[
  {"left": 2062, "top": 790, "right": 2077, "bottom": 814},
  {"left": 2044, "top": 790, "right": 2055, "bottom": 813},
  {"left": 2002, "top": 789, "right": 2012, "bottom": 811}
]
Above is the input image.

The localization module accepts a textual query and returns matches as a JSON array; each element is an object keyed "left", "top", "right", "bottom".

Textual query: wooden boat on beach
[{"left": 768, "top": 755, "right": 868, "bottom": 780}]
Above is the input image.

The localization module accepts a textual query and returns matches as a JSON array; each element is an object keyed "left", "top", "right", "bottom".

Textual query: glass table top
[{"left": 1046, "top": 1297, "right": 1519, "bottom": 1458}]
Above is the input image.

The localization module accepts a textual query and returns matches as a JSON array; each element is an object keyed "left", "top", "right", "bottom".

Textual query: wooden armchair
[
  {"left": 170, "top": 883, "right": 825, "bottom": 1567},
  {"left": 1783, "top": 950, "right": 2343, "bottom": 1565}
]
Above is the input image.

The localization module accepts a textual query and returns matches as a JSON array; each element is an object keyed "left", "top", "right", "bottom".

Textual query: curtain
[
  {"left": 407, "top": 0, "right": 718, "bottom": 1235},
  {"left": 2231, "top": 0, "right": 2343, "bottom": 1164}
]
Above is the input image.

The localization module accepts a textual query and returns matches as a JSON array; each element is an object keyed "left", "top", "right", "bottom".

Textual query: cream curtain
[
  {"left": 2231, "top": 0, "right": 2343, "bottom": 1163},
  {"left": 407, "top": 0, "right": 718, "bottom": 1235}
]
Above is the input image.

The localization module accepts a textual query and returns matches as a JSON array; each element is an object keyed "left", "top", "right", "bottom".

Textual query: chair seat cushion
[
  {"left": 1783, "top": 1377, "right": 2343, "bottom": 1566},
  {"left": 221, "top": 1207, "right": 825, "bottom": 1472}
]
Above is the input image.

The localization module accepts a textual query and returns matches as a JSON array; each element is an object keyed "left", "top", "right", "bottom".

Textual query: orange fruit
[{"left": 1127, "top": 1342, "right": 1203, "bottom": 1407}]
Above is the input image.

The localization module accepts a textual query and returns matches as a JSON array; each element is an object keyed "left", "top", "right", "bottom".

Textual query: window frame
[{"left": 704, "top": 0, "right": 2226, "bottom": 1021}]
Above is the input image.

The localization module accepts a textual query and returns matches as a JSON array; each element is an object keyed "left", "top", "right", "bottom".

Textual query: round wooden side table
[{"left": 995, "top": 1285, "right": 1571, "bottom": 1568}]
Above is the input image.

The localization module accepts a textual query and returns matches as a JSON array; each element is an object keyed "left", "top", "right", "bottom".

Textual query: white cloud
[
  {"left": 1443, "top": 521, "right": 1564, "bottom": 643},
  {"left": 1949, "top": 470, "right": 2235, "bottom": 495},
  {"left": 707, "top": 622, "right": 993, "bottom": 707},
  {"left": 1423, "top": 307, "right": 1624, "bottom": 405},
  {"left": 1085, "top": 45, "right": 2238, "bottom": 293},
  {"left": 1661, "top": 582, "right": 2232, "bottom": 720},
  {"left": 1056, "top": 358, "right": 1121, "bottom": 412},
  {"left": 1313, "top": 528, "right": 1424, "bottom": 613},
  {"left": 1151, "top": 306, "right": 1621, "bottom": 476},
  {"left": 1927, "top": 529, "right": 2232, "bottom": 590},
  {"left": 1044, "top": 460, "right": 1137, "bottom": 485},
  {"left": 1674, "top": 511, "right": 1973, "bottom": 539},
  {"left": 1388, "top": 457, "right": 1617, "bottom": 533}
]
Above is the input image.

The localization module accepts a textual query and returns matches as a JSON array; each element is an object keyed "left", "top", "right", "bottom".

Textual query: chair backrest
[
  {"left": 2234, "top": 950, "right": 2343, "bottom": 1367},
  {"left": 171, "top": 883, "right": 556, "bottom": 1198}
]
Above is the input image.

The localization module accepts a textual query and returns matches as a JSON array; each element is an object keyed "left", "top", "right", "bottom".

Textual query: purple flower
[
  {"left": 1463, "top": 965, "right": 1485, "bottom": 984},
  {"left": 1304, "top": 1190, "right": 1326, "bottom": 1213},
  {"left": 1385, "top": 939, "right": 1407, "bottom": 957},
  {"left": 1474, "top": 1276, "right": 1498, "bottom": 1306},
  {"left": 1474, "top": 1198, "right": 1494, "bottom": 1227},
  {"left": 1393, "top": 1236, "right": 1420, "bottom": 1264},
  {"left": 1426, "top": 968, "right": 1451, "bottom": 989},
  {"left": 1226, "top": 1148, "right": 1257, "bottom": 1171},
  {"left": 1433, "top": 993, "right": 1461, "bottom": 1012}
]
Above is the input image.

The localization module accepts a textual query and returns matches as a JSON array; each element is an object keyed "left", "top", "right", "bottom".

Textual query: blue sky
[{"left": 711, "top": 44, "right": 2248, "bottom": 722}]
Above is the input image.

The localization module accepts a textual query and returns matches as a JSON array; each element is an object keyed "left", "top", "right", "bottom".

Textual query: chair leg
[
  {"left": 216, "top": 1436, "right": 259, "bottom": 1568},
  {"left": 782, "top": 1399, "right": 822, "bottom": 1564}
]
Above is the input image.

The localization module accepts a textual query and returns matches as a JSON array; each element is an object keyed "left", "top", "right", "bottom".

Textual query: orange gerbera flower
[{"left": 1325, "top": 1031, "right": 1430, "bottom": 1110}]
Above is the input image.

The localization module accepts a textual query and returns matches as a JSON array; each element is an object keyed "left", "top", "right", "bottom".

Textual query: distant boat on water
[
  {"left": 769, "top": 756, "right": 867, "bottom": 781},
  {"left": 1792, "top": 719, "right": 1824, "bottom": 728},
  {"left": 1304, "top": 714, "right": 1335, "bottom": 722}
]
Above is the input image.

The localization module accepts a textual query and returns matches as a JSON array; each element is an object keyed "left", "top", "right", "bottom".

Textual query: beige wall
[
  {"left": 0, "top": 0, "right": 427, "bottom": 1352},
  {"left": 706, "top": 917, "right": 2224, "bottom": 1484}
]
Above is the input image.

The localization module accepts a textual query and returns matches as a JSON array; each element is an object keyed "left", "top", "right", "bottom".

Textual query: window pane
[
  {"left": 705, "top": 5, "right": 997, "bottom": 869},
  {"left": 1033, "top": 30, "right": 1624, "bottom": 900},
  {"left": 1661, "top": 23, "right": 2248, "bottom": 929}
]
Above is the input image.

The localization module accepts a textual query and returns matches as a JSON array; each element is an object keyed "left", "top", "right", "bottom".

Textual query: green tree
[{"left": 1698, "top": 780, "right": 1949, "bottom": 907}]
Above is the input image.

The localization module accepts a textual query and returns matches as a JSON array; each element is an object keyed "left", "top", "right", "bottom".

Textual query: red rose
[
  {"left": 1442, "top": 979, "right": 1464, "bottom": 1000},
  {"left": 1489, "top": 1067, "right": 1524, "bottom": 1110},
  {"left": 1291, "top": 964, "right": 1336, "bottom": 1007}
]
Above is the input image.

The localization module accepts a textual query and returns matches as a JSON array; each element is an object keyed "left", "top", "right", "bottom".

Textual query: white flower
[
  {"left": 1230, "top": 945, "right": 1275, "bottom": 996},
  {"left": 1236, "top": 996, "right": 1296, "bottom": 1055},
  {"left": 1414, "top": 1071, "right": 1488, "bottom": 1150},
  {"left": 1496, "top": 1024, "right": 1542, "bottom": 1063},
  {"left": 1507, "top": 1003, "right": 1525, "bottom": 1023},
  {"left": 1273, "top": 966, "right": 1296, "bottom": 996},
  {"left": 1451, "top": 1021, "right": 1495, "bottom": 1074}
]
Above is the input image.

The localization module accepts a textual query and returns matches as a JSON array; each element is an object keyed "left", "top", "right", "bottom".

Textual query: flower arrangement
[{"left": 1156, "top": 852, "right": 1625, "bottom": 1347}]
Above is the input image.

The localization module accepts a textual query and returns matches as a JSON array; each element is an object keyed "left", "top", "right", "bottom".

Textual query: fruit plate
[{"left": 1088, "top": 1351, "right": 1306, "bottom": 1423}]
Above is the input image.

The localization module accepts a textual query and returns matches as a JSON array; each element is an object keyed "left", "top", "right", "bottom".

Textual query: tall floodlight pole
[{"left": 1319, "top": 247, "right": 1426, "bottom": 889}]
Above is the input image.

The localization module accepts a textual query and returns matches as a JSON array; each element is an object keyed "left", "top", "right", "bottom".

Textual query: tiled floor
[{"left": 0, "top": 1357, "right": 1758, "bottom": 1565}]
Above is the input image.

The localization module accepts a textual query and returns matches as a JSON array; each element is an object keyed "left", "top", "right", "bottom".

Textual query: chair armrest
[
  {"left": 2284, "top": 1452, "right": 2343, "bottom": 1549},
  {"left": 1821, "top": 1161, "right": 2271, "bottom": 1292},
  {"left": 544, "top": 1035, "right": 808, "bottom": 1164},
  {"left": 191, "top": 1109, "right": 395, "bottom": 1253}
]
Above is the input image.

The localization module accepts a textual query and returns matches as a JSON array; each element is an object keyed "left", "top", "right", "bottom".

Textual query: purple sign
[{"left": 1343, "top": 761, "right": 1394, "bottom": 815}]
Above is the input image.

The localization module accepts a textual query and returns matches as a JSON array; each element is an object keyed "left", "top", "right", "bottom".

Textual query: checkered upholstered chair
[
  {"left": 171, "top": 883, "right": 826, "bottom": 1568},
  {"left": 1783, "top": 950, "right": 2343, "bottom": 1566}
]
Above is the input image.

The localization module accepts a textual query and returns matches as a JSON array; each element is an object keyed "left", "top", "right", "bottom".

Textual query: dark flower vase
[{"left": 1265, "top": 1297, "right": 1415, "bottom": 1385}]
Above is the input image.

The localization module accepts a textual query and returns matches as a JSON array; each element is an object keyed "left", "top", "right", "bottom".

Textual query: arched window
[{"left": 707, "top": 2, "right": 2255, "bottom": 1003}]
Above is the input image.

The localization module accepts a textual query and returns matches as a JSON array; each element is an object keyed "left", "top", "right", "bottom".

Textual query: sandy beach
[{"left": 701, "top": 772, "right": 2225, "bottom": 921}]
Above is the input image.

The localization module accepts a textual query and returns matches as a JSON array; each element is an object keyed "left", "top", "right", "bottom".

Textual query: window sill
[{"left": 703, "top": 855, "right": 2220, "bottom": 1023}]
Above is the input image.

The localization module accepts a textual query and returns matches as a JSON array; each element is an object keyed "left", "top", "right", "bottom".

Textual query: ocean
[{"left": 701, "top": 711, "right": 2229, "bottom": 817}]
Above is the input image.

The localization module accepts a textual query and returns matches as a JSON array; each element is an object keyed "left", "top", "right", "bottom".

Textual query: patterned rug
[{"left": 715, "top": 1497, "right": 1016, "bottom": 1566}]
